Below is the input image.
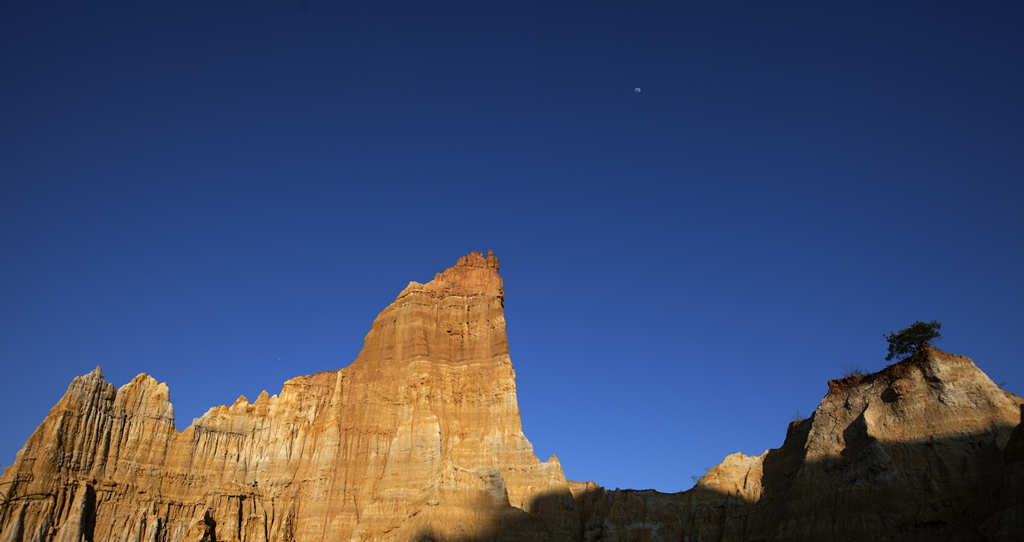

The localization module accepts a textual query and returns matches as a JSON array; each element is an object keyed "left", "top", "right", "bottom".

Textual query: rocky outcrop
[
  {"left": 572, "top": 346, "right": 1024, "bottom": 542},
  {"left": 0, "top": 251, "right": 571, "bottom": 541},
  {"left": 1, "top": 251, "right": 1022, "bottom": 541}
]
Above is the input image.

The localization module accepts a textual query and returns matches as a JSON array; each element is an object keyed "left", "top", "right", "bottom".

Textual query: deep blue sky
[{"left": 2, "top": 2, "right": 1022, "bottom": 492}]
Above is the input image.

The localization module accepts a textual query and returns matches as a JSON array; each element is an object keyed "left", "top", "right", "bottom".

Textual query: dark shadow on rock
[
  {"left": 413, "top": 423, "right": 1024, "bottom": 542},
  {"left": 82, "top": 484, "right": 96, "bottom": 542}
]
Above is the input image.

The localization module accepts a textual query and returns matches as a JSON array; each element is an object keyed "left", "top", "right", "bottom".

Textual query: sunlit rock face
[
  {"left": 2, "top": 252, "right": 1023, "bottom": 541},
  {"left": 0, "top": 251, "right": 574, "bottom": 542}
]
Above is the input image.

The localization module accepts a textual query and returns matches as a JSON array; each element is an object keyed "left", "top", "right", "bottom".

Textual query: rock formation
[
  {"left": 570, "top": 346, "right": 1024, "bottom": 542},
  {"left": 0, "top": 251, "right": 572, "bottom": 542},
  {"left": 1, "top": 251, "right": 1022, "bottom": 541}
]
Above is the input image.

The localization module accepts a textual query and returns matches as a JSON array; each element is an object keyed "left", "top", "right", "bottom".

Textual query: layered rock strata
[
  {"left": 0, "top": 251, "right": 572, "bottom": 542},
  {"left": 1, "top": 252, "right": 1022, "bottom": 541}
]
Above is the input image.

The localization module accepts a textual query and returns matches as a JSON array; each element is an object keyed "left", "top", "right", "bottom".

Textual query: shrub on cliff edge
[{"left": 884, "top": 320, "right": 942, "bottom": 361}]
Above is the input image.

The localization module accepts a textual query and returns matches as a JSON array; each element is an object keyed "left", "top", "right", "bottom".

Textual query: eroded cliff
[
  {"left": 571, "top": 346, "right": 1024, "bottom": 542},
  {"left": 1, "top": 252, "right": 1022, "bottom": 541},
  {"left": 0, "top": 251, "right": 571, "bottom": 542}
]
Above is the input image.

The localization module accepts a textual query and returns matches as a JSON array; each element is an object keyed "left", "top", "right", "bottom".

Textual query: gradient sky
[{"left": 2, "top": 2, "right": 1022, "bottom": 492}]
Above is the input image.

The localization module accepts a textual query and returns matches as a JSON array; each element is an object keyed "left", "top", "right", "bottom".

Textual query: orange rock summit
[{"left": 0, "top": 251, "right": 573, "bottom": 541}]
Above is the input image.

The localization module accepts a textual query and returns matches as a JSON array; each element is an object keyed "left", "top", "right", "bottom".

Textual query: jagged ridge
[
  {"left": 0, "top": 251, "right": 571, "bottom": 542},
  {"left": 2, "top": 253, "right": 1023, "bottom": 542}
]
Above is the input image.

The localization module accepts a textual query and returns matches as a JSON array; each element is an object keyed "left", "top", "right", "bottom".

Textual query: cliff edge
[
  {"left": 1, "top": 253, "right": 1022, "bottom": 541},
  {"left": 572, "top": 346, "right": 1024, "bottom": 542}
]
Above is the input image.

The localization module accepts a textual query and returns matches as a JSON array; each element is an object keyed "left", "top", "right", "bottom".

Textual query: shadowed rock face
[
  {"left": 569, "top": 347, "right": 1024, "bottom": 542},
  {"left": 1, "top": 252, "right": 1022, "bottom": 541}
]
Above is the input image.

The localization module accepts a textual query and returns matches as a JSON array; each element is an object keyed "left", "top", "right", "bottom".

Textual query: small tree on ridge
[{"left": 884, "top": 320, "right": 942, "bottom": 361}]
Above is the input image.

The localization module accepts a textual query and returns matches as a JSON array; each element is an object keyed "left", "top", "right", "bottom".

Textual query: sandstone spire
[{"left": 0, "top": 252, "right": 571, "bottom": 541}]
